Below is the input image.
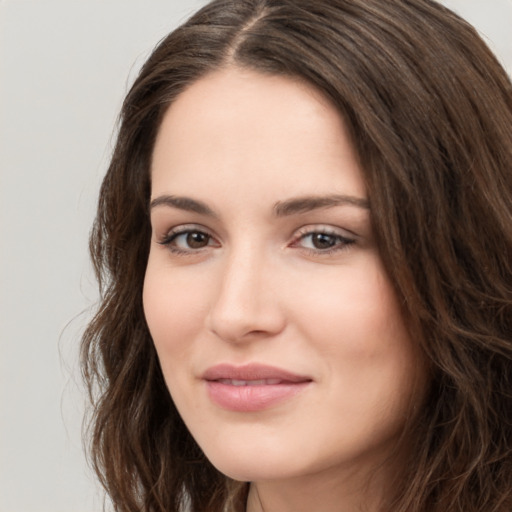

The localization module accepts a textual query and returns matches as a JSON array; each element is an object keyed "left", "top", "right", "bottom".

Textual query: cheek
[
  {"left": 293, "top": 255, "right": 406, "bottom": 356},
  {"left": 142, "top": 258, "right": 207, "bottom": 363},
  {"left": 293, "top": 255, "right": 421, "bottom": 407}
]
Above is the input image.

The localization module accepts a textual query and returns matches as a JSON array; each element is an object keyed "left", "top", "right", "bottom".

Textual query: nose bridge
[{"left": 207, "top": 240, "right": 284, "bottom": 342}]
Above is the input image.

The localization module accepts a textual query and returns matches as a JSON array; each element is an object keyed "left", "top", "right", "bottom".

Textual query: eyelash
[
  {"left": 157, "top": 225, "right": 355, "bottom": 257},
  {"left": 290, "top": 227, "right": 355, "bottom": 255},
  {"left": 158, "top": 225, "right": 217, "bottom": 255}
]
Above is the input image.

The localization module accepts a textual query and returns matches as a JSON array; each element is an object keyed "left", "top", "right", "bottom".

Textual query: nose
[{"left": 206, "top": 246, "right": 286, "bottom": 343}]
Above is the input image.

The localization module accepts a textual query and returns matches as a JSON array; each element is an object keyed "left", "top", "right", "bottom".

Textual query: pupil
[
  {"left": 187, "top": 232, "right": 208, "bottom": 248},
  {"left": 312, "top": 233, "right": 336, "bottom": 249}
]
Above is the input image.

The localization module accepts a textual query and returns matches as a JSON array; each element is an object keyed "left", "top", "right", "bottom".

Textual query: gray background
[{"left": 0, "top": 1, "right": 510, "bottom": 511}]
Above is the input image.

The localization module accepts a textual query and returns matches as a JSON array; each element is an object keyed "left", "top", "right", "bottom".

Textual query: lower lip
[{"left": 205, "top": 381, "right": 310, "bottom": 412}]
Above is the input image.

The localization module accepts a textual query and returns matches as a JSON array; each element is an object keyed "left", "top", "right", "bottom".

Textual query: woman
[{"left": 82, "top": 0, "right": 512, "bottom": 511}]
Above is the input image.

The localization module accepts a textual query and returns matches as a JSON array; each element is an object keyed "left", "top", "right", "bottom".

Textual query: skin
[{"left": 143, "top": 67, "right": 426, "bottom": 512}]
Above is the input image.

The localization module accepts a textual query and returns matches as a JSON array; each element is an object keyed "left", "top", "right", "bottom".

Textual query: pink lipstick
[{"left": 202, "top": 363, "right": 312, "bottom": 412}]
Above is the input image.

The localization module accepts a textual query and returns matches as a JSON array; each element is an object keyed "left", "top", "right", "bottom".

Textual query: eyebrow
[
  {"left": 150, "top": 195, "right": 218, "bottom": 217},
  {"left": 149, "top": 193, "right": 370, "bottom": 217},
  {"left": 273, "top": 194, "right": 370, "bottom": 216}
]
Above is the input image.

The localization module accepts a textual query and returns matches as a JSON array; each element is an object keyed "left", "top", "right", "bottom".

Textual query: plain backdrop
[{"left": 0, "top": 1, "right": 510, "bottom": 511}]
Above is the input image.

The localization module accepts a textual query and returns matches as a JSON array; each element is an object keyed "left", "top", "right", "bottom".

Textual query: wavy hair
[{"left": 82, "top": 0, "right": 512, "bottom": 510}]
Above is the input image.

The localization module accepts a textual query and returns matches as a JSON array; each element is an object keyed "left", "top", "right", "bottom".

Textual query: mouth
[
  {"left": 202, "top": 363, "right": 312, "bottom": 412},
  {"left": 216, "top": 378, "right": 286, "bottom": 386}
]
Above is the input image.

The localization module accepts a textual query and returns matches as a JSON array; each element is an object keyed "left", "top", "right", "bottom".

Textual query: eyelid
[
  {"left": 293, "top": 224, "right": 356, "bottom": 238},
  {"left": 289, "top": 224, "right": 356, "bottom": 255},
  {"left": 157, "top": 224, "right": 220, "bottom": 254}
]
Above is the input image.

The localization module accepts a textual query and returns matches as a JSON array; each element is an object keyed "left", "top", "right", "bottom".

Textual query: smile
[{"left": 202, "top": 364, "right": 312, "bottom": 412}]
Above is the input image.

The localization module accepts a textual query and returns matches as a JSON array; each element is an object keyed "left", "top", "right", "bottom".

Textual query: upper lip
[{"left": 202, "top": 363, "right": 312, "bottom": 383}]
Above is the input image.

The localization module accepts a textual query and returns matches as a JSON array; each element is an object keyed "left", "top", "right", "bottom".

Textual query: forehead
[{"left": 151, "top": 67, "right": 366, "bottom": 203}]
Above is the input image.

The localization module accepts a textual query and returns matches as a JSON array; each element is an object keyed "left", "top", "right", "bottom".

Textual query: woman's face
[{"left": 144, "top": 68, "right": 425, "bottom": 486}]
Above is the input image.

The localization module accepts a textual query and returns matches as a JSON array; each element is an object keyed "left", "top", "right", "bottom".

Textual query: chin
[
  {"left": 197, "top": 434, "right": 306, "bottom": 482},
  {"left": 210, "top": 457, "right": 299, "bottom": 483}
]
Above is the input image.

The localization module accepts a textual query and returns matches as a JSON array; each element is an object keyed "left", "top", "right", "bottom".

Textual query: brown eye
[
  {"left": 159, "top": 228, "right": 216, "bottom": 253},
  {"left": 311, "top": 233, "right": 338, "bottom": 249},
  {"left": 293, "top": 229, "right": 355, "bottom": 254},
  {"left": 186, "top": 231, "right": 210, "bottom": 249}
]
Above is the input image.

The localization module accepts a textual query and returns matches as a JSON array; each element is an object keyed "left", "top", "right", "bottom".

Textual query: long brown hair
[{"left": 82, "top": 1, "right": 512, "bottom": 510}]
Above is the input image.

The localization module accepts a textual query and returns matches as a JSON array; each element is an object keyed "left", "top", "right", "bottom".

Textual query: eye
[
  {"left": 175, "top": 231, "right": 210, "bottom": 249},
  {"left": 291, "top": 227, "right": 355, "bottom": 254},
  {"left": 304, "top": 232, "right": 341, "bottom": 250},
  {"left": 158, "top": 226, "right": 219, "bottom": 254}
]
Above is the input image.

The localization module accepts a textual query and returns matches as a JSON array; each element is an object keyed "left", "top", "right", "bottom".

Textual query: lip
[{"left": 202, "top": 363, "right": 312, "bottom": 412}]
